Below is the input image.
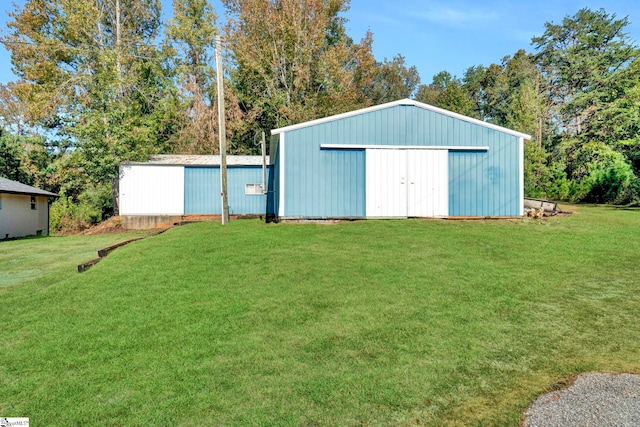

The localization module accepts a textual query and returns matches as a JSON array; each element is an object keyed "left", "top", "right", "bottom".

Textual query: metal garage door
[{"left": 366, "top": 149, "right": 448, "bottom": 218}]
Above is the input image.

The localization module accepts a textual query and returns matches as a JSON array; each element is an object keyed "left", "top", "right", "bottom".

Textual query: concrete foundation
[
  {"left": 120, "top": 215, "right": 184, "bottom": 230},
  {"left": 120, "top": 214, "right": 263, "bottom": 229}
]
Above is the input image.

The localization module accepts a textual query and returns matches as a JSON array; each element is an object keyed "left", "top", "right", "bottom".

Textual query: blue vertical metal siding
[
  {"left": 185, "top": 167, "right": 220, "bottom": 214},
  {"left": 283, "top": 126, "right": 365, "bottom": 217},
  {"left": 227, "top": 166, "right": 266, "bottom": 215},
  {"left": 448, "top": 133, "right": 520, "bottom": 216},
  {"left": 184, "top": 166, "right": 268, "bottom": 215},
  {"left": 281, "top": 105, "right": 521, "bottom": 217}
]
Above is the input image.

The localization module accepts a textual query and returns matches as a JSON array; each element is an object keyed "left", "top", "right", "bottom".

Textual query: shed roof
[
  {"left": 0, "top": 176, "right": 59, "bottom": 197},
  {"left": 123, "top": 155, "right": 269, "bottom": 166},
  {"left": 271, "top": 98, "right": 532, "bottom": 140}
]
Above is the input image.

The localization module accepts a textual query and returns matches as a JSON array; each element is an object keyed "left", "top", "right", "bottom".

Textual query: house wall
[
  {"left": 0, "top": 194, "right": 50, "bottom": 239},
  {"left": 276, "top": 104, "right": 522, "bottom": 218}
]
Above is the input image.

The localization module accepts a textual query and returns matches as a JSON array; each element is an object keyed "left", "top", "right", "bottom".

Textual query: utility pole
[
  {"left": 216, "top": 35, "right": 229, "bottom": 225},
  {"left": 261, "top": 131, "right": 267, "bottom": 194}
]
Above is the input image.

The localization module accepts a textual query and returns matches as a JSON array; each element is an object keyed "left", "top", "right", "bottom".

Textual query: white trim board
[
  {"left": 279, "top": 133, "right": 285, "bottom": 217},
  {"left": 519, "top": 137, "right": 525, "bottom": 216},
  {"left": 272, "top": 98, "right": 532, "bottom": 140},
  {"left": 321, "top": 144, "right": 489, "bottom": 151}
]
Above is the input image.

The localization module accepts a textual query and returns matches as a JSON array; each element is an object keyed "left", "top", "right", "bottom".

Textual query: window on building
[
  {"left": 31, "top": 196, "right": 37, "bottom": 210},
  {"left": 245, "top": 184, "right": 264, "bottom": 195}
]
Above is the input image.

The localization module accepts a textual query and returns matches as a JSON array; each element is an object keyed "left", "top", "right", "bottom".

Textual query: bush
[
  {"left": 50, "top": 194, "right": 96, "bottom": 234},
  {"left": 571, "top": 142, "right": 636, "bottom": 204},
  {"left": 50, "top": 183, "right": 113, "bottom": 234}
]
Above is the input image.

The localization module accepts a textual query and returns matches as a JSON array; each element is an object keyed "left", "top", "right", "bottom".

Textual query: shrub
[
  {"left": 571, "top": 142, "right": 636, "bottom": 204},
  {"left": 50, "top": 183, "right": 113, "bottom": 234}
]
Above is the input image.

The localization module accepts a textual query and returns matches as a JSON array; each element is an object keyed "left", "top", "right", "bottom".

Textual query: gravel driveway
[{"left": 524, "top": 373, "right": 640, "bottom": 427}]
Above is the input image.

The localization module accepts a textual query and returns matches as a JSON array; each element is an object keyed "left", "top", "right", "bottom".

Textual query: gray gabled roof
[
  {"left": 0, "top": 176, "right": 59, "bottom": 197},
  {"left": 271, "top": 98, "right": 532, "bottom": 140}
]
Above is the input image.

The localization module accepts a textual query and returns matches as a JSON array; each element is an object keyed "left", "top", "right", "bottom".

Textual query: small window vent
[{"left": 245, "top": 184, "right": 264, "bottom": 195}]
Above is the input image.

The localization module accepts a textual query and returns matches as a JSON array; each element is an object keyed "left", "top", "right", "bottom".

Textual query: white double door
[{"left": 366, "top": 149, "right": 448, "bottom": 218}]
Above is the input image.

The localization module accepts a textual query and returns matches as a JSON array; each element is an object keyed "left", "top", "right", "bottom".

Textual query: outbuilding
[
  {"left": 0, "top": 177, "right": 59, "bottom": 239},
  {"left": 270, "top": 99, "right": 531, "bottom": 219},
  {"left": 119, "top": 155, "right": 270, "bottom": 228}
]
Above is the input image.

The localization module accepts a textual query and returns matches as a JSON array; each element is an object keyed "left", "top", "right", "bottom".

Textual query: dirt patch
[
  {"left": 80, "top": 216, "right": 133, "bottom": 235},
  {"left": 81, "top": 215, "right": 228, "bottom": 235}
]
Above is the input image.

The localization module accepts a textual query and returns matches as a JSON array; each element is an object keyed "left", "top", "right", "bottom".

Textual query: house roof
[
  {"left": 123, "top": 154, "right": 268, "bottom": 166},
  {"left": 271, "top": 98, "right": 532, "bottom": 140},
  {"left": 0, "top": 176, "right": 59, "bottom": 197}
]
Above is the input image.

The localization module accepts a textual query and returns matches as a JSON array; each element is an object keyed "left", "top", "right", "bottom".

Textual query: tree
[
  {"left": 462, "top": 65, "right": 486, "bottom": 119},
  {"left": 2, "top": 0, "right": 174, "bottom": 224},
  {"left": 165, "top": 0, "right": 245, "bottom": 154},
  {"left": 366, "top": 54, "right": 420, "bottom": 104},
  {"left": 166, "top": 0, "right": 218, "bottom": 154},
  {"left": 222, "top": 0, "right": 377, "bottom": 137},
  {"left": 0, "top": 131, "right": 56, "bottom": 189},
  {"left": 532, "top": 8, "right": 638, "bottom": 137},
  {"left": 0, "top": 132, "right": 30, "bottom": 183},
  {"left": 532, "top": 8, "right": 640, "bottom": 203},
  {"left": 415, "top": 71, "right": 475, "bottom": 117}
]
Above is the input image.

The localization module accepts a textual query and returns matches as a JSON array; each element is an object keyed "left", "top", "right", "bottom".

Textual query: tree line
[{"left": 0, "top": 1, "right": 638, "bottom": 231}]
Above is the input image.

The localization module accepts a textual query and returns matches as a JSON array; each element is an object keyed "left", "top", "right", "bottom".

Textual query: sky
[{"left": 1, "top": 0, "right": 640, "bottom": 85}]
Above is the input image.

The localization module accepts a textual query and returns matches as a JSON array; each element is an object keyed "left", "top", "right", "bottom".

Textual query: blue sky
[{"left": 1, "top": 0, "right": 640, "bottom": 85}]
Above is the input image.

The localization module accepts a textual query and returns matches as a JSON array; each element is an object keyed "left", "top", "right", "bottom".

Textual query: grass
[
  {"left": 0, "top": 230, "right": 151, "bottom": 289},
  {"left": 0, "top": 206, "right": 639, "bottom": 425}
]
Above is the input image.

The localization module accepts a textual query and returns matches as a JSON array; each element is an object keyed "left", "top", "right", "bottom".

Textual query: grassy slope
[
  {"left": 1, "top": 206, "right": 639, "bottom": 426},
  {"left": 0, "top": 231, "right": 151, "bottom": 289}
]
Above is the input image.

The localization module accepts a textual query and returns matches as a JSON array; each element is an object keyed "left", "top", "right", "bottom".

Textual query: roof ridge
[{"left": 271, "top": 98, "right": 531, "bottom": 140}]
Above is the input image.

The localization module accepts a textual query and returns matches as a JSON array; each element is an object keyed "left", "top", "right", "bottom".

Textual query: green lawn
[
  {"left": 1, "top": 206, "right": 639, "bottom": 426},
  {"left": 0, "top": 230, "right": 151, "bottom": 289}
]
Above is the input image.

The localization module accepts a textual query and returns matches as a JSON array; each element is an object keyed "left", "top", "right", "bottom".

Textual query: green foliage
[
  {"left": 563, "top": 141, "right": 637, "bottom": 203},
  {"left": 49, "top": 183, "right": 111, "bottom": 233},
  {"left": 0, "top": 132, "right": 31, "bottom": 183},
  {"left": 366, "top": 54, "right": 420, "bottom": 104},
  {"left": 533, "top": 8, "right": 638, "bottom": 137},
  {"left": 523, "top": 140, "right": 571, "bottom": 200},
  {"left": 50, "top": 194, "right": 96, "bottom": 233},
  {"left": 415, "top": 71, "right": 476, "bottom": 117},
  {"left": 48, "top": 148, "right": 115, "bottom": 233},
  {"left": 223, "top": 0, "right": 378, "bottom": 135},
  {"left": 165, "top": 0, "right": 226, "bottom": 154},
  {"left": 0, "top": 132, "right": 57, "bottom": 189},
  {"left": 3, "top": 0, "right": 175, "bottom": 218}
]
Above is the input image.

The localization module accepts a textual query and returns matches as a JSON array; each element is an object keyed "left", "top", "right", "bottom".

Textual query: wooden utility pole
[
  {"left": 261, "top": 131, "right": 267, "bottom": 194},
  {"left": 216, "top": 35, "right": 229, "bottom": 224}
]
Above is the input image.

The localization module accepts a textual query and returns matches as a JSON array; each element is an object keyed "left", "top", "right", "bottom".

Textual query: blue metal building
[
  {"left": 270, "top": 99, "right": 531, "bottom": 219},
  {"left": 119, "top": 155, "right": 270, "bottom": 220}
]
